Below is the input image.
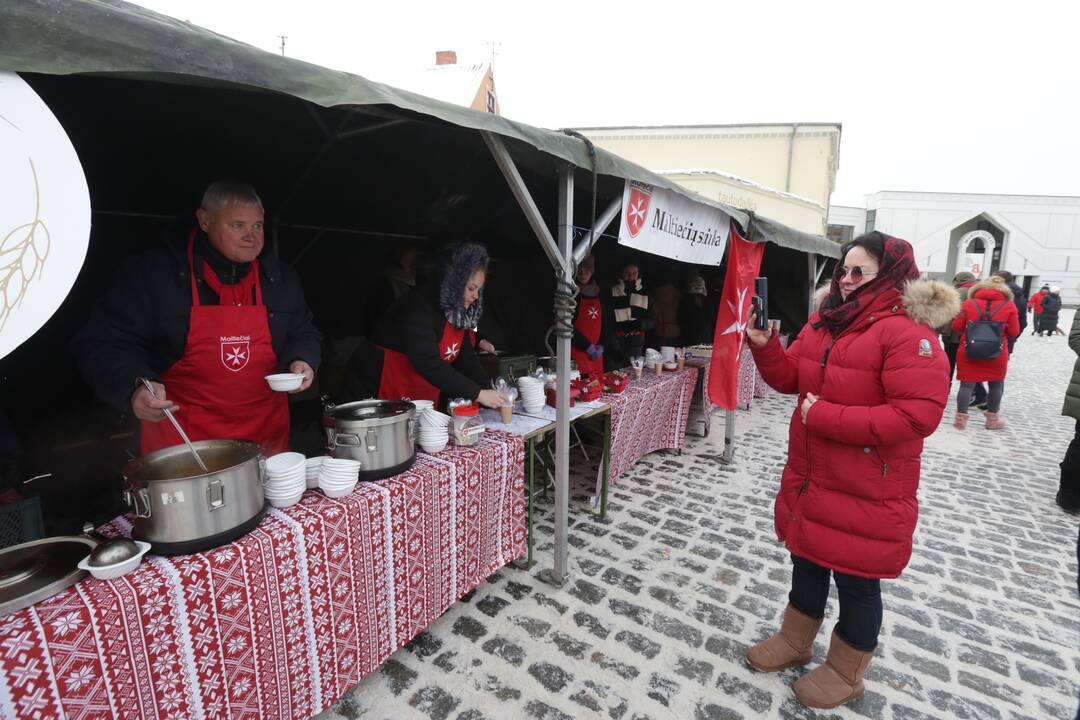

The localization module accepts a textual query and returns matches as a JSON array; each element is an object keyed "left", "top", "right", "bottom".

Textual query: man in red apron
[
  {"left": 570, "top": 255, "right": 605, "bottom": 376},
  {"left": 74, "top": 180, "right": 322, "bottom": 456}
]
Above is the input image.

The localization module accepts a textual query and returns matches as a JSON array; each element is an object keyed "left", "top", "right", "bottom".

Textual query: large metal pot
[
  {"left": 122, "top": 439, "right": 267, "bottom": 555},
  {"left": 323, "top": 400, "right": 416, "bottom": 480}
]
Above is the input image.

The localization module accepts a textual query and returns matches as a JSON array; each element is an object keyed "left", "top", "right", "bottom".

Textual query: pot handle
[
  {"left": 207, "top": 476, "right": 226, "bottom": 510},
  {"left": 365, "top": 428, "right": 378, "bottom": 453},
  {"left": 335, "top": 433, "right": 361, "bottom": 447},
  {"left": 125, "top": 488, "right": 152, "bottom": 518},
  {"left": 258, "top": 456, "right": 268, "bottom": 486}
]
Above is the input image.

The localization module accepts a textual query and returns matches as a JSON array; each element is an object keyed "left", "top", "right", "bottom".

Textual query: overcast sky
[{"left": 131, "top": 0, "right": 1079, "bottom": 207}]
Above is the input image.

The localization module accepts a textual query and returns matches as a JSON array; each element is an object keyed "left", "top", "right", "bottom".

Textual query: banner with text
[{"left": 618, "top": 180, "right": 731, "bottom": 265}]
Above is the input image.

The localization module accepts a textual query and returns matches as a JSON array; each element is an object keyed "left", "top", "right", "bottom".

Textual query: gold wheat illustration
[{"left": 0, "top": 158, "right": 51, "bottom": 331}]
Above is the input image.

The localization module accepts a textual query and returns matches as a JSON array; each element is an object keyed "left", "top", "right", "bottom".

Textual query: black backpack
[{"left": 965, "top": 300, "right": 1008, "bottom": 360}]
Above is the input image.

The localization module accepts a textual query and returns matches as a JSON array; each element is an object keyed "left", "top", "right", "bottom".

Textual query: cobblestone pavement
[{"left": 318, "top": 313, "right": 1080, "bottom": 720}]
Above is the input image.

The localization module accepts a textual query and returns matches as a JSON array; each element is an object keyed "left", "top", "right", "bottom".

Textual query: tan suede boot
[
  {"left": 985, "top": 412, "right": 1005, "bottom": 429},
  {"left": 746, "top": 603, "right": 823, "bottom": 672},
  {"left": 953, "top": 412, "right": 968, "bottom": 430},
  {"left": 792, "top": 630, "right": 874, "bottom": 709}
]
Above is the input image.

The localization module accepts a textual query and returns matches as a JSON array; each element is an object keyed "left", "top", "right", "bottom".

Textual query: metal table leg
[
  {"left": 600, "top": 410, "right": 611, "bottom": 520},
  {"left": 528, "top": 437, "right": 535, "bottom": 567}
]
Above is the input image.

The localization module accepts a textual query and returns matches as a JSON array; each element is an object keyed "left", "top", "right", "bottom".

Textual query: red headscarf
[{"left": 815, "top": 234, "right": 920, "bottom": 337}]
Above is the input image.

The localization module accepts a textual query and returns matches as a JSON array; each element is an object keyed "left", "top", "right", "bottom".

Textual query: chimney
[{"left": 435, "top": 50, "right": 457, "bottom": 66}]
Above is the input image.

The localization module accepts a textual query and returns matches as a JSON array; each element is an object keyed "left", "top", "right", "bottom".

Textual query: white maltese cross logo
[
  {"left": 720, "top": 287, "right": 751, "bottom": 356},
  {"left": 443, "top": 342, "right": 460, "bottom": 361},
  {"left": 587, "top": 306, "right": 599, "bottom": 320},
  {"left": 221, "top": 341, "right": 250, "bottom": 371}
]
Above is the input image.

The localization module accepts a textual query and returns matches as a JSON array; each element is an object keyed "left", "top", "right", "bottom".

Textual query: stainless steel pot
[
  {"left": 122, "top": 439, "right": 267, "bottom": 555},
  {"left": 323, "top": 400, "right": 416, "bottom": 480}
]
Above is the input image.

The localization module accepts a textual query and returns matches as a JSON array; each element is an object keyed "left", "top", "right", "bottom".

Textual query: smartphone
[{"left": 752, "top": 277, "right": 769, "bottom": 330}]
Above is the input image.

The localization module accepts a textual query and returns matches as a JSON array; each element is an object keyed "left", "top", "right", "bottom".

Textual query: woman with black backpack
[{"left": 952, "top": 275, "right": 1021, "bottom": 430}]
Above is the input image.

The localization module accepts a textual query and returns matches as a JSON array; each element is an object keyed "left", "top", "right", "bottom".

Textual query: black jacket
[
  {"left": 678, "top": 294, "right": 715, "bottom": 346},
  {"left": 72, "top": 232, "right": 322, "bottom": 413},
  {"left": 1006, "top": 281, "right": 1028, "bottom": 332},
  {"left": 346, "top": 285, "right": 488, "bottom": 404},
  {"left": 1039, "top": 293, "right": 1063, "bottom": 329}
]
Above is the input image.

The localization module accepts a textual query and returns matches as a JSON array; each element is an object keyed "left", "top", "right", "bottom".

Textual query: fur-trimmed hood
[
  {"left": 966, "top": 276, "right": 1015, "bottom": 303},
  {"left": 813, "top": 279, "right": 960, "bottom": 329}
]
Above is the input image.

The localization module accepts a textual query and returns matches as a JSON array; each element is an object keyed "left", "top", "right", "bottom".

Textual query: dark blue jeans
[{"left": 789, "top": 554, "right": 882, "bottom": 652}]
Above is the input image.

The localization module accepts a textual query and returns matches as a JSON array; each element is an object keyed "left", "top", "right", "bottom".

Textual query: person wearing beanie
[
  {"left": 345, "top": 243, "right": 503, "bottom": 411},
  {"left": 570, "top": 255, "right": 607, "bottom": 376},
  {"left": 610, "top": 263, "right": 653, "bottom": 364},
  {"left": 1038, "top": 286, "right": 1063, "bottom": 337},
  {"left": 952, "top": 276, "right": 1020, "bottom": 430},
  {"left": 940, "top": 271, "right": 977, "bottom": 380},
  {"left": 678, "top": 274, "right": 715, "bottom": 346}
]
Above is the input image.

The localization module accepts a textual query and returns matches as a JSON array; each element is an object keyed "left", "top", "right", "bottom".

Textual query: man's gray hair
[{"left": 200, "top": 179, "right": 264, "bottom": 212}]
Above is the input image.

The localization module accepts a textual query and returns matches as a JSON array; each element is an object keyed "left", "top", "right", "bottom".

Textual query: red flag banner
[{"left": 708, "top": 221, "right": 766, "bottom": 410}]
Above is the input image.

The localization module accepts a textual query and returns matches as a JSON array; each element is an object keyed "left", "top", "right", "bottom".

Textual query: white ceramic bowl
[
  {"left": 265, "top": 373, "right": 305, "bottom": 392},
  {"left": 663, "top": 362, "right": 678, "bottom": 370},
  {"left": 419, "top": 440, "right": 448, "bottom": 454},
  {"left": 266, "top": 452, "right": 305, "bottom": 473},
  {"left": 321, "top": 483, "right": 357, "bottom": 499},
  {"left": 265, "top": 479, "right": 305, "bottom": 494},
  {"left": 267, "top": 491, "right": 304, "bottom": 508},
  {"left": 410, "top": 400, "right": 434, "bottom": 414},
  {"left": 78, "top": 541, "right": 152, "bottom": 581}
]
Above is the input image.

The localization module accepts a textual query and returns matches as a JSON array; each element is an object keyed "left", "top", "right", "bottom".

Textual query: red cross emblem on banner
[{"left": 625, "top": 183, "right": 652, "bottom": 238}]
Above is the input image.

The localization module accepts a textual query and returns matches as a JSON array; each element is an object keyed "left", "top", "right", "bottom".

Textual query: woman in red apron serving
[
  {"left": 344, "top": 244, "right": 502, "bottom": 410},
  {"left": 570, "top": 255, "right": 605, "bottom": 376},
  {"left": 74, "top": 180, "right": 322, "bottom": 457}
]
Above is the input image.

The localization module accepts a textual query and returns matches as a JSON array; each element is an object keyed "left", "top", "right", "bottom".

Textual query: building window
[
  {"left": 864, "top": 210, "right": 876, "bottom": 232},
  {"left": 827, "top": 225, "right": 854, "bottom": 245},
  {"left": 486, "top": 88, "right": 496, "bottom": 114}
]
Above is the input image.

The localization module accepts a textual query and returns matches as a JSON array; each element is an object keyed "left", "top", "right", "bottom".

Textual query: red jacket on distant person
[
  {"left": 751, "top": 257, "right": 958, "bottom": 579},
  {"left": 1028, "top": 289, "right": 1046, "bottom": 313},
  {"left": 952, "top": 278, "right": 1020, "bottom": 383}
]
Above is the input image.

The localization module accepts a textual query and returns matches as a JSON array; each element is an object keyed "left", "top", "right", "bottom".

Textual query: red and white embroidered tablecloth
[
  {"left": 594, "top": 367, "right": 697, "bottom": 496},
  {"left": 0, "top": 431, "right": 525, "bottom": 720}
]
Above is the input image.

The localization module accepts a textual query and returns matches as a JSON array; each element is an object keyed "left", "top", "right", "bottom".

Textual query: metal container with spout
[
  {"left": 323, "top": 399, "right": 416, "bottom": 480},
  {"left": 122, "top": 439, "right": 267, "bottom": 555}
]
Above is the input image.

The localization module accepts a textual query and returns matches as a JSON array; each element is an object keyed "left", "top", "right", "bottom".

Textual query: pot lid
[
  {"left": 0, "top": 536, "right": 96, "bottom": 617},
  {"left": 329, "top": 399, "right": 413, "bottom": 421}
]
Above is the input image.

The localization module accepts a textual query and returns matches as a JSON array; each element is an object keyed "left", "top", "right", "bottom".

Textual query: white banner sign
[
  {"left": 0, "top": 71, "right": 91, "bottom": 360},
  {"left": 618, "top": 180, "right": 730, "bottom": 265}
]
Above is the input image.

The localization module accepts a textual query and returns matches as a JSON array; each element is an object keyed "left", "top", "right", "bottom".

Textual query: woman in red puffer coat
[
  {"left": 951, "top": 276, "right": 1020, "bottom": 430},
  {"left": 743, "top": 232, "right": 958, "bottom": 710}
]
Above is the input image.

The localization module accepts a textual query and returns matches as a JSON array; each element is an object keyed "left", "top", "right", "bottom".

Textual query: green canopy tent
[{"left": 0, "top": 0, "right": 839, "bottom": 583}]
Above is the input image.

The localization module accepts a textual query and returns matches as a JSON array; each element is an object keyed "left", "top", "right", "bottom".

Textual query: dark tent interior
[{"left": 0, "top": 72, "right": 823, "bottom": 535}]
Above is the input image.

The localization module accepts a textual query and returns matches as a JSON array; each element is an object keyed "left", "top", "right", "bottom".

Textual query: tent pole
[
  {"left": 537, "top": 164, "right": 574, "bottom": 588},
  {"left": 481, "top": 131, "right": 569, "bottom": 277},
  {"left": 808, "top": 254, "right": 818, "bottom": 318},
  {"left": 572, "top": 198, "right": 620, "bottom": 266}
]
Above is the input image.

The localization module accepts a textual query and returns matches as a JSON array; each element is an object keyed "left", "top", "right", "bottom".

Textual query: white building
[{"left": 829, "top": 191, "right": 1080, "bottom": 304}]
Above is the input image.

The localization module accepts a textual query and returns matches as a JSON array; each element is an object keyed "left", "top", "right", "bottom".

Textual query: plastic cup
[
  {"left": 633, "top": 367, "right": 643, "bottom": 379},
  {"left": 499, "top": 405, "right": 513, "bottom": 424},
  {"left": 654, "top": 362, "right": 663, "bottom": 376}
]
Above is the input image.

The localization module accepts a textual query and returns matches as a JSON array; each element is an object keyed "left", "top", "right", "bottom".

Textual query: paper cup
[
  {"left": 499, "top": 405, "right": 513, "bottom": 424},
  {"left": 654, "top": 362, "right": 663, "bottom": 376}
]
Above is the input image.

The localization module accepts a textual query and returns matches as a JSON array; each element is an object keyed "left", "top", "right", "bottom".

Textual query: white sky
[{"left": 131, "top": 0, "right": 1079, "bottom": 207}]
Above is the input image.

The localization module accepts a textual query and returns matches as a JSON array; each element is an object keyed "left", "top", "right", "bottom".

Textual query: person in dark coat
[
  {"left": 952, "top": 276, "right": 1020, "bottom": 430},
  {"left": 991, "top": 270, "right": 1027, "bottom": 347},
  {"left": 1057, "top": 309, "right": 1080, "bottom": 515},
  {"left": 940, "top": 271, "right": 976, "bottom": 380},
  {"left": 744, "top": 232, "right": 958, "bottom": 710},
  {"left": 345, "top": 243, "right": 502, "bottom": 410},
  {"left": 609, "top": 263, "right": 653, "bottom": 365},
  {"left": 678, "top": 274, "right": 715, "bottom": 346},
  {"left": 73, "top": 179, "right": 321, "bottom": 455},
  {"left": 1039, "top": 287, "right": 1063, "bottom": 336}
]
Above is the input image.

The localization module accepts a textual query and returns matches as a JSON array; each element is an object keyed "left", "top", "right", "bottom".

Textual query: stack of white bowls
[
  {"left": 409, "top": 400, "right": 434, "bottom": 442},
  {"left": 517, "top": 376, "right": 546, "bottom": 413},
  {"left": 264, "top": 452, "right": 306, "bottom": 508},
  {"left": 318, "top": 458, "right": 360, "bottom": 498},
  {"left": 417, "top": 408, "right": 450, "bottom": 453},
  {"left": 304, "top": 457, "right": 325, "bottom": 489}
]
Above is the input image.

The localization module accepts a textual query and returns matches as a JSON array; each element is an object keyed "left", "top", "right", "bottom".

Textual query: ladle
[
  {"left": 139, "top": 377, "right": 209, "bottom": 475},
  {"left": 82, "top": 524, "right": 141, "bottom": 567}
]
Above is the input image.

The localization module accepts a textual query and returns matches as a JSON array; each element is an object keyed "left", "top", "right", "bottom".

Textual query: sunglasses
[{"left": 839, "top": 266, "right": 878, "bottom": 282}]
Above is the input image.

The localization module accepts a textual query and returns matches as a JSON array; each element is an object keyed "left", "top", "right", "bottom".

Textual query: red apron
[
  {"left": 571, "top": 296, "right": 604, "bottom": 376},
  {"left": 377, "top": 321, "right": 466, "bottom": 405},
  {"left": 140, "top": 235, "right": 290, "bottom": 455}
]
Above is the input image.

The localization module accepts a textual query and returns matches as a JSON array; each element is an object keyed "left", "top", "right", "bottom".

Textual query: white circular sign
[{"left": 0, "top": 71, "right": 91, "bottom": 360}]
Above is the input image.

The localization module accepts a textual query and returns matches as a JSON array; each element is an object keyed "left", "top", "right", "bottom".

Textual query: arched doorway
[{"left": 956, "top": 230, "right": 995, "bottom": 279}]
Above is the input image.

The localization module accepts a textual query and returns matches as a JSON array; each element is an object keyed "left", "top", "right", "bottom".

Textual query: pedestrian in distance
[
  {"left": 1039, "top": 286, "right": 1063, "bottom": 337},
  {"left": 939, "top": 271, "right": 976, "bottom": 381},
  {"left": 951, "top": 276, "right": 1020, "bottom": 430},
  {"left": 1029, "top": 284, "right": 1048, "bottom": 335},
  {"left": 744, "top": 232, "right": 958, "bottom": 709}
]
